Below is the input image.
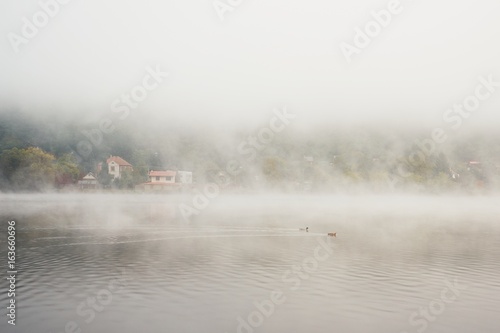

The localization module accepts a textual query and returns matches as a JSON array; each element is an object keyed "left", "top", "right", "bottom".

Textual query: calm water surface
[{"left": 0, "top": 193, "right": 499, "bottom": 333}]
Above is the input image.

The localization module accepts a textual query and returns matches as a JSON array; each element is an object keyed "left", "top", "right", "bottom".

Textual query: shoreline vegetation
[{"left": 1, "top": 110, "right": 499, "bottom": 194}]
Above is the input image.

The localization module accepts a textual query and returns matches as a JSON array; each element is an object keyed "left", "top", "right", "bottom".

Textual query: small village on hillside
[
  {"left": 78, "top": 155, "right": 193, "bottom": 192},
  {"left": 1, "top": 112, "right": 499, "bottom": 193}
]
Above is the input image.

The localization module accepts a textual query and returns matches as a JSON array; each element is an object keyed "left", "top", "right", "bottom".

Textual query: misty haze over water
[
  {"left": 1, "top": 193, "right": 500, "bottom": 333},
  {"left": 1, "top": 0, "right": 500, "bottom": 333}
]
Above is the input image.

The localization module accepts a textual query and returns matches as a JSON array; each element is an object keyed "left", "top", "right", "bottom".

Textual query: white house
[
  {"left": 149, "top": 170, "right": 176, "bottom": 183},
  {"left": 78, "top": 172, "right": 99, "bottom": 189},
  {"left": 176, "top": 171, "right": 193, "bottom": 184},
  {"left": 135, "top": 170, "right": 178, "bottom": 191},
  {"left": 106, "top": 155, "right": 133, "bottom": 179},
  {"left": 136, "top": 170, "right": 193, "bottom": 192}
]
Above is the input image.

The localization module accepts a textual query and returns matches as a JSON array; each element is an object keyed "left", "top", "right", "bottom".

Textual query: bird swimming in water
[
  {"left": 327, "top": 232, "right": 336, "bottom": 237},
  {"left": 299, "top": 227, "right": 309, "bottom": 232}
]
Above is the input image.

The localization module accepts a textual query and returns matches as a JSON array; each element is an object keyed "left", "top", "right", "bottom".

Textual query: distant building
[
  {"left": 149, "top": 170, "right": 176, "bottom": 183},
  {"left": 135, "top": 170, "right": 178, "bottom": 191},
  {"left": 106, "top": 155, "right": 133, "bottom": 179},
  {"left": 135, "top": 170, "right": 192, "bottom": 192},
  {"left": 78, "top": 172, "right": 99, "bottom": 189},
  {"left": 467, "top": 160, "right": 483, "bottom": 173},
  {"left": 176, "top": 171, "right": 193, "bottom": 184}
]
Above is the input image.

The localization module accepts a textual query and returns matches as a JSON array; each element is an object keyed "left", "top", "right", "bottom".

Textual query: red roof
[
  {"left": 107, "top": 156, "right": 132, "bottom": 166},
  {"left": 149, "top": 170, "right": 176, "bottom": 177}
]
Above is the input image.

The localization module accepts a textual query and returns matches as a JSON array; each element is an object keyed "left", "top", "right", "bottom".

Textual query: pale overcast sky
[{"left": 1, "top": 0, "right": 499, "bottom": 129}]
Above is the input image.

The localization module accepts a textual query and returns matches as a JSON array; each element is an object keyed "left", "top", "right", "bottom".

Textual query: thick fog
[
  {"left": 1, "top": 0, "right": 500, "bottom": 128},
  {"left": 1, "top": 1, "right": 500, "bottom": 194},
  {"left": 2, "top": 3, "right": 500, "bottom": 332}
]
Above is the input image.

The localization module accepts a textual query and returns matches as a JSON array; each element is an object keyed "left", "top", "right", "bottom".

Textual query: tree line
[{"left": 1, "top": 110, "right": 499, "bottom": 192}]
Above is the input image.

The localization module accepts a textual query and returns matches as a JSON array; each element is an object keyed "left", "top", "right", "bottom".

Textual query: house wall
[
  {"left": 149, "top": 175, "right": 175, "bottom": 183},
  {"left": 108, "top": 161, "right": 120, "bottom": 179},
  {"left": 177, "top": 171, "right": 192, "bottom": 184},
  {"left": 108, "top": 163, "right": 132, "bottom": 179},
  {"left": 120, "top": 166, "right": 132, "bottom": 173},
  {"left": 78, "top": 180, "right": 98, "bottom": 189}
]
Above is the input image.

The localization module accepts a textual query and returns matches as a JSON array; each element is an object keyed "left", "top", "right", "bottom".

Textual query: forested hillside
[{"left": 1, "top": 110, "right": 499, "bottom": 192}]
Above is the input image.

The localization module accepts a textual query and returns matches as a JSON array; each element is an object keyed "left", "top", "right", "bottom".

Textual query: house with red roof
[
  {"left": 135, "top": 170, "right": 180, "bottom": 191},
  {"left": 149, "top": 170, "right": 176, "bottom": 183},
  {"left": 106, "top": 155, "right": 133, "bottom": 179}
]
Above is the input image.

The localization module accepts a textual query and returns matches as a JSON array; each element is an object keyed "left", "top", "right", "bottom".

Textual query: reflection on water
[{"left": 0, "top": 193, "right": 499, "bottom": 333}]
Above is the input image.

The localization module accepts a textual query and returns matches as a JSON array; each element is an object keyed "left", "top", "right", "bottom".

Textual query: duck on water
[{"left": 299, "top": 227, "right": 336, "bottom": 237}]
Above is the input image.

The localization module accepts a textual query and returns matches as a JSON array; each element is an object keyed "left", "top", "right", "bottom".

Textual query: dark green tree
[{"left": 0, "top": 147, "right": 56, "bottom": 191}]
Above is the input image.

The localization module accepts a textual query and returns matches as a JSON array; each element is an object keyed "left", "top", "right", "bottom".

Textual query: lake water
[{"left": 1, "top": 193, "right": 499, "bottom": 333}]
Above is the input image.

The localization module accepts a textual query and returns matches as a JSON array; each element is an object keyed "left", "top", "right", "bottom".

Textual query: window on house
[
  {"left": 166, "top": 176, "right": 172, "bottom": 181},
  {"left": 110, "top": 166, "right": 115, "bottom": 172},
  {"left": 156, "top": 176, "right": 160, "bottom": 181}
]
